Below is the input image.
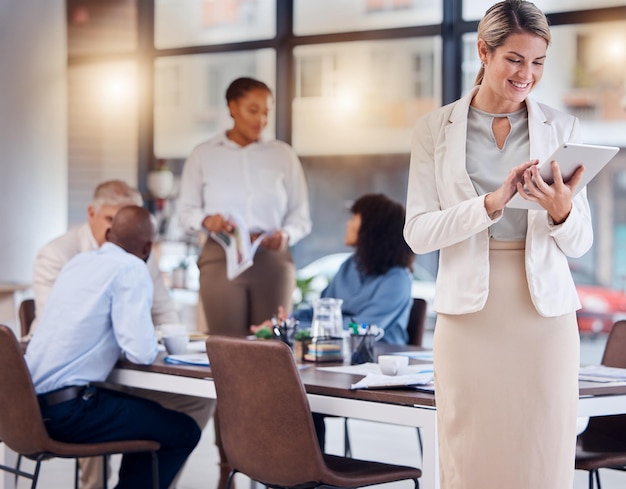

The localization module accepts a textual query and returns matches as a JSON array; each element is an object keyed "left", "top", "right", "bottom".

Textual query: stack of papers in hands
[
  {"left": 211, "top": 212, "right": 269, "bottom": 280},
  {"left": 164, "top": 353, "right": 210, "bottom": 366},
  {"left": 579, "top": 365, "right": 626, "bottom": 382}
]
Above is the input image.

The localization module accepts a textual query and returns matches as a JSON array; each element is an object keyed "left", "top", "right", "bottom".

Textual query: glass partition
[
  {"left": 67, "top": 0, "right": 137, "bottom": 56},
  {"left": 462, "top": 22, "right": 626, "bottom": 147},
  {"left": 154, "top": 49, "right": 276, "bottom": 158},
  {"left": 464, "top": 0, "right": 626, "bottom": 20},
  {"left": 292, "top": 37, "right": 441, "bottom": 155},
  {"left": 294, "top": 0, "right": 441, "bottom": 35},
  {"left": 155, "top": 0, "right": 276, "bottom": 49},
  {"left": 68, "top": 61, "right": 138, "bottom": 225}
]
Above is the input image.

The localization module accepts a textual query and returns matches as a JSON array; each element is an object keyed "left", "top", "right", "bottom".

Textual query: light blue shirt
[
  {"left": 26, "top": 242, "right": 159, "bottom": 394},
  {"left": 295, "top": 255, "right": 412, "bottom": 345}
]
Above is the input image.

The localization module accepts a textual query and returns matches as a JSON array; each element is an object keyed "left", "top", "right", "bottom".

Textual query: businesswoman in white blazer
[{"left": 404, "top": 1, "right": 592, "bottom": 488}]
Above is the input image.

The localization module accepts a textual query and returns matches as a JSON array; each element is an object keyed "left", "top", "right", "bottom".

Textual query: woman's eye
[{"left": 507, "top": 58, "right": 521, "bottom": 64}]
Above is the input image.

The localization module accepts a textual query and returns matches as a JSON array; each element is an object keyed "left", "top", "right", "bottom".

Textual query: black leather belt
[{"left": 38, "top": 385, "right": 88, "bottom": 407}]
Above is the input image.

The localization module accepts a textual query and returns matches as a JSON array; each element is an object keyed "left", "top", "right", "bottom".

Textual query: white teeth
[{"left": 511, "top": 81, "right": 529, "bottom": 88}]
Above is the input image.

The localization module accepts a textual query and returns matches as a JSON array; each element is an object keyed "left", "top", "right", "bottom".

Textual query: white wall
[{"left": 0, "top": 0, "right": 67, "bottom": 283}]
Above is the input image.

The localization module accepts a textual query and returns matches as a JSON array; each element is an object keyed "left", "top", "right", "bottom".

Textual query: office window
[
  {"left": 462, "top": 22, "right": 626, "bottom": 147},
  {"left": 464, "top": 0, "right": 626, "bottom": 20},
  {"left": 68, "top": 61, "right": 138, "bottom": 225},
  {"left": 154, "top": 49, "right": 276, "bottom": 158},
  {"left": 294, "top": 0, "right": 442, "bottom": 35},
  {"left": 292, "top": 37, "right": 441, "bottom": 155},
  {"left": 67, "top": 0, "right": 137, "bottom": 56},
  {"left": 155, "top": 0, "right": 276, "bottom": 49}
]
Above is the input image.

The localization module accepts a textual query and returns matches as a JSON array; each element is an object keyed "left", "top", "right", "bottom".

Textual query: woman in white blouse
[
  {"left": 179, "top": 77, "right": 312, "bottom": 337},
  {"left": 179, "top": 77, "right": 311, "bottom": 489}
]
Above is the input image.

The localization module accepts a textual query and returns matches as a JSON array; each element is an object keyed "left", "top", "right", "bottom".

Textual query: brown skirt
[{"left": 434, "top": 240, "right": 579, "bottom": 489}]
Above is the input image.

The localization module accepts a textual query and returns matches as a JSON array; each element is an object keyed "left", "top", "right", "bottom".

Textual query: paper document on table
[
  {"left": 318, "top": 363, "right": 433, "bottom": 376},
  {"left": 318, "top": 363, "right": 382, "bottom": 375},
  {"left": 164, "top": 353, "right": 210, "bottom": 366},
  {"left": 211, "top": 212, "right": 269, "bottom": 280},
  {"left": 390, "top": 350, "right": 434, "bottom": 361},
  {"left": 351, "top": 371, "right": 434, "bottom": 390},
  {"left": 579, "top": 365, "right": 626, "bottom": 382}
]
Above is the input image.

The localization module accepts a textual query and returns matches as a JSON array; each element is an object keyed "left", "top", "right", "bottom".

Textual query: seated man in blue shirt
[{"left": 25, "top": 205, "right": 201, "bottom": 489}]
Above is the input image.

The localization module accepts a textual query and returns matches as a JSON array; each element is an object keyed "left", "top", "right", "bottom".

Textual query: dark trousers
[{"left": 39, "top": 386, "right": 201, "bottom": 489}]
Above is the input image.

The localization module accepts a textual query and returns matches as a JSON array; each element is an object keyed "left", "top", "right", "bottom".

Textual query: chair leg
[
  {"left": 29, "top": 460, "right": 42, "bottom": 489},
  {"left": 15, "top": 454, "right": 22, "bottom": 486},
  {"left": 102, "top": 454, "right": 108, "bottom": 489},
  {"left": 75, "top": 459, "right": 80, "bottom": 489},
  {"left": 226, "top": 469, "right": 238, "bottom": 489},
  {"left": 595, "top": 469, "right": 602, "bottom": 489},
  {"left": 150, "top": 451, "right": 159, "bottom": 489},
  {"left": 416, "top": 428, "right": 423, "bottom": 457},
  {"left": 344, "top": 418, "right": 352, "bottom": 458}
]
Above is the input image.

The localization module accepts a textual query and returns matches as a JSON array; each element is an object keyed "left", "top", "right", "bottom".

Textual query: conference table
[
  {"left": 4, "top": 343, "right": 626, "bottom": 489},
  {"left": 105, "top": 344, "right": 626, "bottom": 489}
]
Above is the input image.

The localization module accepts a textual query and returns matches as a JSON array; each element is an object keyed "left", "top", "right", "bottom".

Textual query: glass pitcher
[{"left": 311, "top": 297, "right": 343, "bottom": 338}]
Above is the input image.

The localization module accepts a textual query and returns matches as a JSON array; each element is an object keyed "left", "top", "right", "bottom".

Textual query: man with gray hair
[
  {"left": 33, "top": 179, "right": 176, "bottom": 329},
  {"left": 32, "top": 180, "right": 215, "bottom": 489}
]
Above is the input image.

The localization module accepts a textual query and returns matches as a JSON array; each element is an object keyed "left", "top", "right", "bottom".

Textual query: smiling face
[
  {"left": 227, "top": 88, "right": 272, "bottom": 147},
  {"left": 474, "top": 31, "right": 548, "bottom": 113}
]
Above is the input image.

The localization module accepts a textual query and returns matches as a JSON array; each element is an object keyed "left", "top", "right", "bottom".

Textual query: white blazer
[{"left": 404, "top": 87, "right": 593, "bottom": 317}]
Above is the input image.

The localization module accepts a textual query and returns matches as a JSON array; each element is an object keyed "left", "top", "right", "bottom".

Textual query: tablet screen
[{"left": 506, "top": 142, "right": 619, "bottom": 210}]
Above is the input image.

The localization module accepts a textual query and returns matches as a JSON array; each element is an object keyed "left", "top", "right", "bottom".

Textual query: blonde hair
[
  {"left": 474, "top": 0, "right": 551, "bottom": 86},
  {"left": 91, "top": 180, "right": 143, "bottom": 212}
]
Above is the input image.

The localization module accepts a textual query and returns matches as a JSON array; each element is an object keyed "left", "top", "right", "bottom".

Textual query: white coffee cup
[
  {"left": 378, "top": 355, "right": 409, "bottom": 376},
  {"left": 163, "top": 335, "right": 189, "bottom": 355},
  {"left": 159, "top": 323, "right": 188, "bottom": 338}
]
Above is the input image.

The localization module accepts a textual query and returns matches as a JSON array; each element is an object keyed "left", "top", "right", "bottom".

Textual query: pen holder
[{"left": 350, "top": 333, "right": 377, "bottom": 365}]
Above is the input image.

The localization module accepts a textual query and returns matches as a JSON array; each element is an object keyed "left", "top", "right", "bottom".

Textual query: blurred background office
[{"left": 1, "top": 0, "right": 625, "bottom": 337}]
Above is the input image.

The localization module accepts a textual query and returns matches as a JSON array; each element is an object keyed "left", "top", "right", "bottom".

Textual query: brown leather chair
[
  {"left": 576, "top": 320, "right": 626, "bottom": 488},
  {"left": 0, "top": 324, "right": 160, "bottom": 489},
  {"left": 206, "top": 335, "right": 422, "bottom": 489},
  {"left": 19, "top": 298, "right": 35, "bottom": 338}
]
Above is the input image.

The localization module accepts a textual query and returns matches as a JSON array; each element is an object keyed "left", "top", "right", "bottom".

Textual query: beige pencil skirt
[{"left": 434, "top": 240, "right": 579, "bottom": 489}]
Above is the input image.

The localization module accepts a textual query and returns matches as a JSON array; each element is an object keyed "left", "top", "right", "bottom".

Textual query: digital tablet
[{"left": 506, "top": 142, "right": 619, "bottom": 210}]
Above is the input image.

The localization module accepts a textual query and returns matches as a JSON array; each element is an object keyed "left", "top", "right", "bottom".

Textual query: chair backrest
[
  {"left": 407, "top": 298, "right": 427, "bottom": 347},
  {"left": 19, "top": 299, "right": 35, "bottom": 338},
  {"left": 601, "top": 320, "right": 626, "bottom": 368},
  {"left": 0, "top": 324, "right": 53, "bottom": 456},
  {"left": 206, "top": 336, "right": 328, "bottom": 487}
]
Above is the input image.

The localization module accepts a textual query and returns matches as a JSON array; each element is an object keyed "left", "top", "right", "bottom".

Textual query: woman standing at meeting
[
  {"left": 179, "top": 76, "right": 311, "bottom": 336},
  {"left": 404, "top": 1, "right": 592, "bottom": 488},
  {"left": 178, "top": 76, "right": 311, "bottom": 489}
]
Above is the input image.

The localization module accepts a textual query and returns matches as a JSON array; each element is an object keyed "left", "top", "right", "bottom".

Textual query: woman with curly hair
[{"left": 253, "top": 193, "right": 415, "bottom": 345}]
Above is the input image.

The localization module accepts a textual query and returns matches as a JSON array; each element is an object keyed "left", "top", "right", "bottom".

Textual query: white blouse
[{"left": 178, "top": 132, "right": 312, "bottom": 245}]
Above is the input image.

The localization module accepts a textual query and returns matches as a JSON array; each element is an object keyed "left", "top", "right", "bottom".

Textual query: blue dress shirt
[{"left": 26, "top": 242, "right": 159, "bottom": 394}]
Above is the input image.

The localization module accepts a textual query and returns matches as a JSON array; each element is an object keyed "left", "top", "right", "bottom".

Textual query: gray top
[{"left": 466, "top": 106, "right": 530, "bottom": 241}]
